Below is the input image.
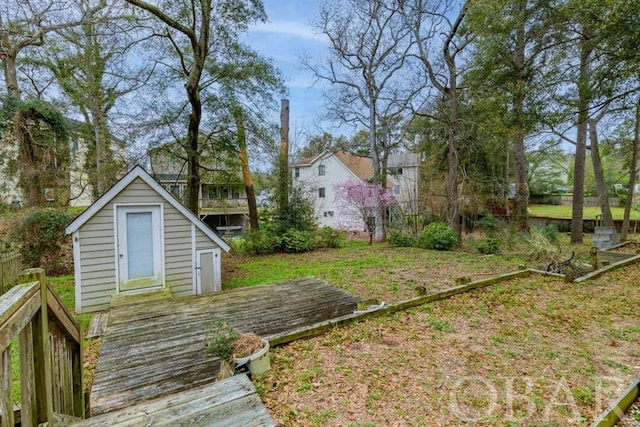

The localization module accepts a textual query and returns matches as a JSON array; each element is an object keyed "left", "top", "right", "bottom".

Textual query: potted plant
[{"left": 203, "top": 317, "right": 270, "bottom": 377}]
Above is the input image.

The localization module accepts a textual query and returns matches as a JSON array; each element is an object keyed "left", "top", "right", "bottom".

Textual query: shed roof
[{"left": 65, "top": 165, "right": 231, "bottom": 252}]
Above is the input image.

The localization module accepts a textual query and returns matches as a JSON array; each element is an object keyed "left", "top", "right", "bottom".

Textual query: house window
[
  {"left": 294, "top": 167, "right": 300, "bottom": 178},
  {"left": 220, "top": 186, "right": 229, "bottom": 199},
  {"left": 323, "top": 211, "right": 334, "bottom": 217},
  {"left": 169, "top": 184, "right": 182, "bottom": 198},
  {"left": 319, "top": 187, "right": 326, "bottom": 198},
  {"left": 231, "top": 186, "right": 240, "bottom": 199},
  {"left": 394, "top": 185, "right": 401, "bottom": 195},
  {"left": 318, "top": 165, "right": 326, "bottom": 176},
  {"left": 389, "top": 167, "right": 403, "bottom": 176},
  {"left": 203, "top": 184, "right": 217, "bottom": 199}
]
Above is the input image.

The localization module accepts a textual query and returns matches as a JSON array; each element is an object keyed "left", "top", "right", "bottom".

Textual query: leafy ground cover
[
  {"left": 254, "top": 266, "right": 640, "bottom": 426},
  {"left": 224, "top": 241, "right": 526, "bottom": 304}
]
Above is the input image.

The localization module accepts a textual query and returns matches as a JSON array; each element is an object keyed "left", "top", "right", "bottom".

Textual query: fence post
[{"left": 19, "top": 268, "right": 53, "bottom": 424}]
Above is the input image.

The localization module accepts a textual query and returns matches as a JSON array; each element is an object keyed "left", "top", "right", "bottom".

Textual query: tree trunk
[
  {"left": 1, "top": 52, "right": 21, "bottom": 99},
  {"left": 185, "top": 92, "right": 202, "bottom": 215},
  {"left": 367, "top": 89, "right": 385, "bottom": 243},
  {"left": 277, "top": 99, "right": 290, "bottom": 212},
  {"left": 185, "top": 54, "right": 204, "bottom": 215},
  {"left": 15, "top": 112, "right": 43, "bottom": 207},
  {"left": 588, "top": 118, "right": 613, "bottom": 227},
  {"left": 622, "top": 99, "right": 640, "bottom": 241},
  {"left": 570, "top": 38, "right": 592, "bottom": 244},
  {"left": 234, "top": 106, "right": 259, "bottom": 231},
  {"left": 512, "top": 23, "right": 529, "bottom": 232}
]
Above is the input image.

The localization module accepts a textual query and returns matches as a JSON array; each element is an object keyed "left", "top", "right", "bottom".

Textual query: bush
[
  {"left": 203, "top": 317, "right": 238, "bottom": 362},
  {"left": 541, "top": 224, "right": 559, "bottom": 243},
  {"left": 12, "top": 209, "right": 72, "bottom": 275},
  {"left": 417, "top": 222, "right": 457, "bottom": 251},
  {"left": 523, "top": 227, "right": 560, "bottom": 263},
  {"left": 478, "top": 237, "right": 500, "bottom": 255},
  {"left": 474, "top": 214, "right": 504, "bottom": 237},
  {"left": 316, "top": 226, "right": 345, "bottom": 249},
  {"left": 281, "top": 229, "right": 316, "bottom": 253},
  {"left": 271, "top": 186, "right": 316, "bottom": 235},
  {"left": 387, "top": 231, "right": 416, "bottom": 247},
  {"left": 239, "top": 229, "right": 281, "bottom": 255}
]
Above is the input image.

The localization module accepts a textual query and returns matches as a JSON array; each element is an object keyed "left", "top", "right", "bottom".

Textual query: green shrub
[
  {"left": 387, "top": 231, "right": 416, "bottom": 247},
  {"left": 12, "top": 209, "right": 72, "bottom": 275},
  {"left": 474, "top": 214, "right": 504, "bottom": 237},
  {"left": 203, "top": 317, "right": 238, "bottom": 363},
  {"left": 417, "top": 222, "right": 457, "bottom": 250},
  {"left": 282, "top": 229, "right": 316, "bottom": 253},
  {"left": 541, "top": 224, "right": 559, "bottom": 243},
  {"left": 272, "top": 186, "right": 316, "bottom": 235},
  {"left": 478, "top": 238, "right": 500, "bottom": 254},
  {"left": 316, "top": 226, "right": 345, "bottom": 249},
  {"left": 239, "top": 229, "right": 281, "bottom": 255}
]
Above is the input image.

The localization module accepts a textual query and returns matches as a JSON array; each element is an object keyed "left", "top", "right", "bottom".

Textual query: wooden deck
[
  {"left": 70, "top": 374, "right": 274, "bottom": 426},
  {"left": 90, "top": 277, "right": 361, "bottom": 417}
]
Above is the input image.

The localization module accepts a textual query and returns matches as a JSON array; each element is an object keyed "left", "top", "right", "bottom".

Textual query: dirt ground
[{"left": 255, "top": 265, "right": 640, "bottom": 426}]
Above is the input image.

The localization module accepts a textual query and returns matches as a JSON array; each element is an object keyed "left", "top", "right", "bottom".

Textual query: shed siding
[{"left": 77, "top": 177, "right": 221, "bottom": 312}]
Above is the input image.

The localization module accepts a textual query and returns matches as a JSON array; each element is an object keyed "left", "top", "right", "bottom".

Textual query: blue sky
[{"left": 245, "top": 0, "right": 340, "bottom": 142}]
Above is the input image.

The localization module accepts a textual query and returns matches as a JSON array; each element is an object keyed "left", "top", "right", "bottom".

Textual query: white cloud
[{"left": 252, "top": 21, "right": 327, "bottom": 43}]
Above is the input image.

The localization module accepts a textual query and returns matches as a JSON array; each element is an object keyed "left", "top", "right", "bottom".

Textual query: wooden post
[
  {"left": 0, "top": 347, "right": 14, "bottom": 427},
  {"left": 277, "top": 99, "right": 290, "bottom": 212},
  {"left": 19, "top": 268, "right": 53, "bottom": 424},
  {"left": 73, "top": 334, "right": 85, "bottom": 418},
  {"left": 19, "top": 322, "right": 37, "bottom": 427}
]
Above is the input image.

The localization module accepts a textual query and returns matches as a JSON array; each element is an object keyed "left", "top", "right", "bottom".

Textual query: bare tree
[
  {"left": 400, "top": 0, "right": 473, "bottom": 236},
  {"left": 305, "top": 0, "right": 418, "bottom": 242}
]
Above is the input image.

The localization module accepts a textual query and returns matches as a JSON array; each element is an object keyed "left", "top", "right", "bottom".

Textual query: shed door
[
  {"left": 196, "top": 249, "right": 221, "bottom": 294},
  {"left": 117, "top": 205, "right": 163, "bottom": 292}
]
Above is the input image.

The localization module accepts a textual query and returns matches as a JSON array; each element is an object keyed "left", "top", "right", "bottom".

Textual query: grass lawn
[
  {"left": 224, "top": 241, "right": 527, "bottom": 304},
  {"left": 254, "top": 266, "right": 640, "bottom": 426},
  {"left": 529, "top": 204, "right": 640, "bottom": 220}
]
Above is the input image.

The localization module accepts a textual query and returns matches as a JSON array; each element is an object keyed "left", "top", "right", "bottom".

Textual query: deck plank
[
  {"left": 71, "top": 375, "right": 274, "bottom": 427},
  {"left": 90, "top": 277, "right": 360, "bottom": 416}
]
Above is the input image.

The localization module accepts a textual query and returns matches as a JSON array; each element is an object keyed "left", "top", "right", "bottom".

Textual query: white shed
[{"left": 65, "top": 165, "right": 231, "bottom": 313}]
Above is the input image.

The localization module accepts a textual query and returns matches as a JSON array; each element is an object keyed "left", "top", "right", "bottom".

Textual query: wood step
[
  {"left": 70, "top": 374, "right": 275, "bottom": 427},
  {"left": 109, "top": 289, "right": 172, "bottom": 308}
]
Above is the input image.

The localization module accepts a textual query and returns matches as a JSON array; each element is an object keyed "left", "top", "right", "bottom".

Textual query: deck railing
[
  {"left": 0, "top": 268, "right": 84, "bottom": 426},
  {"left": 0, "top": 252, "right": 22, "bottom": 296}
]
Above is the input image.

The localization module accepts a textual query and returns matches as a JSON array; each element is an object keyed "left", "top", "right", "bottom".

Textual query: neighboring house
[
  {"left": 0, "top": 117, "right": 126, "bottom": 207},
  {"left": 149, "top": 146, "right": 248, "bottom": 236},
  {"left": 67, "top": 119, "right": 127, "bottom": 207},
  {"left": 292, "top": 150, "right": 421, "bottom": 228},
  {"left": 65, "top": 165, "right": 231, "bottom": 314}
]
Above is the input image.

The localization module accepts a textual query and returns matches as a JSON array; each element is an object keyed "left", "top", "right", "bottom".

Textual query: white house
[
  {"left": 65, "top": 165, "right": 231, "bottom": 313},
  {"left": 292, "top": 151, "right": 420, "bottom": 229}
]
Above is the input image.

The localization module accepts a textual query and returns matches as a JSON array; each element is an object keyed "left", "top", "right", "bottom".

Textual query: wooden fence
[
  {"left": 0, "top": 252, "right": 21, "bottom": 296},
  {"left": 0, "top": 268, "right": 84, "bottom": 426}
]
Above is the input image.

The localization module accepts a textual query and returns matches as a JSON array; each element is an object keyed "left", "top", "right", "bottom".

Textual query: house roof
[
  {"left": 65, "top": 165, "right": 231, "bottom": 252},
  {"left": 334, "top": 151, "right": 375, "bottom": 181},
  {"left": 388, "top": 153, "right": 421, "bottom": 168},
  {"left": 294, "top": 150, "right": 401, "bottom": 185},
  {"left": 292, "top": 152, "right": 324, "bottom": 166}
]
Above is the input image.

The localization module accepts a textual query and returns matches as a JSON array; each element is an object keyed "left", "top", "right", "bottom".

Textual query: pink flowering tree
[{"left": 333, "top": 180, "right": 396, "bottom": 243}]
